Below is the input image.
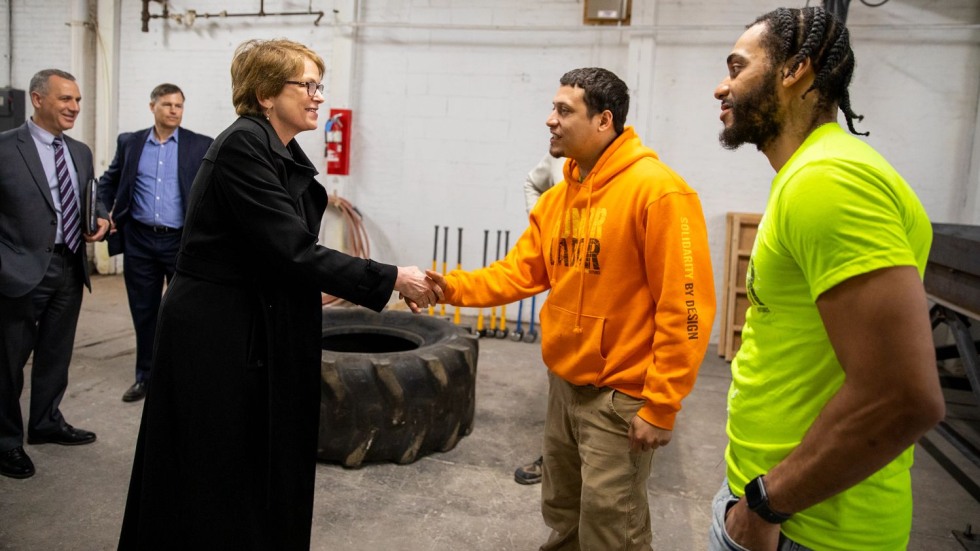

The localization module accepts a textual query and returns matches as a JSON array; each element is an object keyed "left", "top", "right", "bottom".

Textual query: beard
[
  {"left": 719, "top": 71, "right": 782, "bottom": 151},
  {"left": 549, "top": 141, "right": 565, "bottom": 159}
]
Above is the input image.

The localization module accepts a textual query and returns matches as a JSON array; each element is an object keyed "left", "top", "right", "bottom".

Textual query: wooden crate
[{"left": 718, "top": 212, "right": 762, "bottom": 361}]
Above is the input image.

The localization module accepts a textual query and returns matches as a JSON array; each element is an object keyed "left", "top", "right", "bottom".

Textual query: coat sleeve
[
  {"left": 442, "top": 210, "right": 551, "bottom": 307},
  {"left": 523, "top": 155, "right": 558, "bottom": 214},
  {"left": 210, "top": 129, "right": 396, "bottom": 311},
  {"left": 97, "top": 133, "right": 129, "bottom": 213}
]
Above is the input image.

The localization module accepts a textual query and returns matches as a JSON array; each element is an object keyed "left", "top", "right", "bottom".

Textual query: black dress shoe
[
  {"left": 122, "top": 381, "right": 148, "bottom": 402},
  {"left": 0, "top": 446, "right": 36, "bottom": 479},
  {"left": 27, "top": 424, "right": 96, "bottom": 446}
]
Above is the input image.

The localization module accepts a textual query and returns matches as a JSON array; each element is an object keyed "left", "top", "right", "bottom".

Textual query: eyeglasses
[{"left": 285, "top": 81, "right": 324, "bottom": 97}]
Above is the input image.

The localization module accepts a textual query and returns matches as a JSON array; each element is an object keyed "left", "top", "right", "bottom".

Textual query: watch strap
[{"left": 745, "top": 475, "right": 792, "bottom": 524}]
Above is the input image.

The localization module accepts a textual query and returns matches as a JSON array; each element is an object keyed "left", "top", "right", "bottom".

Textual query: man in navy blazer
[
  {"left": 98, "top": 83, "right": 212, "bottom": 402},
  {"left": 0, "top": 69, "right": 109, "bottom": 479}
]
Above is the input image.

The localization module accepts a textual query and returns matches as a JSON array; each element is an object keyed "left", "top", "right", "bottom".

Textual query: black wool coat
[{"left": 118, "top": 116, "right": 397, "bottom": 550}]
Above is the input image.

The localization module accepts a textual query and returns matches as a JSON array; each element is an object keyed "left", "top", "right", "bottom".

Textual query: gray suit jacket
[{"left": 0, "top": 122, "right": 104, "bottom": 297}]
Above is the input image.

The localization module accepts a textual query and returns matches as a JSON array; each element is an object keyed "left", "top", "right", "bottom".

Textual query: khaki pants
[{"left": 540, "top": 371, "right": 655, "bottom": 551}]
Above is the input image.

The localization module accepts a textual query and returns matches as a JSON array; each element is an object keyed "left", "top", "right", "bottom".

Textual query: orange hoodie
[{"left": 443, "top": 127, "right": 715, "bottom": 429}]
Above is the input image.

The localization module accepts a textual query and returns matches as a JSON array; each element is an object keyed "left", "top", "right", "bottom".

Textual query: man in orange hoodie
[{"left": 428, "top": 67, "right": 716, "bottom": 550}]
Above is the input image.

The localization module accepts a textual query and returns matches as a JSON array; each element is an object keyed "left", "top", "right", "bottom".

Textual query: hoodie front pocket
[{"left": 540, "top": 303, "right": 607, "bottom": 380}]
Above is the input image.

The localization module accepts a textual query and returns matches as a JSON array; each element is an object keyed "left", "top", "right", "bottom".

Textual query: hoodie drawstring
[
  {"left": 551, "top": 160, "right": 594, "bottom": 335},
  {"left": 573, "top": 181, "right": 593, "bottom": 335}
]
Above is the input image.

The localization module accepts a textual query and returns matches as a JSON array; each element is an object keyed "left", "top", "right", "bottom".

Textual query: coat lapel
[
  {"left": 65, "top": 134, "right": 91, "bottom": 183},
  {"left": 282, "top": 140, "right": 322, "bottom": 231},
  {"left": 244, "top": 116, "right": 325, "bottom": 232},
  {"left": 125, "top": 129, "right": 151, "bottom": 191},
  {"left": 15, "top": 125, "right": 55, "bottom": 211},
  {"left": 176, "top": 128, "right": 192, "bottom": 198},
  {"left": 257, "top": 118, "right": 318, "bottom": 204},
  {"left": 281, "top": 142, "right": 316, "bottom": 202}
]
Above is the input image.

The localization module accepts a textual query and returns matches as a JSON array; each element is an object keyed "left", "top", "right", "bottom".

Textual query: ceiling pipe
[
  {"left": 136, "top": 1, "right": 979, "bottom": 34},
  {"left": 141, "top": 0, "right": 323, "bottom": 32}
]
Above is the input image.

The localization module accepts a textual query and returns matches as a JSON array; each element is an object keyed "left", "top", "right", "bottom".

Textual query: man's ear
[
  {"left": 781, "top": 57, "right": 813, "bottom": 89},
  {"left": 596, "top": 109, "right": 614, "bottom": 132}
]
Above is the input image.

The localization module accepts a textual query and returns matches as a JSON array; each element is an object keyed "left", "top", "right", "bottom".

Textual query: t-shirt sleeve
[{"left": 776, "top": 161, "right": 920, "bottom": 301}]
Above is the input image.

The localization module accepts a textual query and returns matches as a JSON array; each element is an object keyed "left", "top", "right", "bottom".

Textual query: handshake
[{"left": 394, "top": 266, "right": 448, "bottom": 313}]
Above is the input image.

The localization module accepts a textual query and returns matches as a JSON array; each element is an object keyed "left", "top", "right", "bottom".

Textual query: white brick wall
[
  {"left": 7, "top": 1, "right": 73, "bottom": 88},
  {"left": 0, "top": 1, "right": 8, "bottom": 86},
  {"left": 4, "top": 0, "right": 979, "bottom": 341}
]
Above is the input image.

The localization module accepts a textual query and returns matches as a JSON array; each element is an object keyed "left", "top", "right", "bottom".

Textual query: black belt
[
  {"left": 52, "top": 244, "right": 77, "bottom": 256},
  {"left": 148, "top": 225, "right": 181, "bottom": 234},
  {"left": 134, "top": 221, "right": 182, "bottom": 234}
]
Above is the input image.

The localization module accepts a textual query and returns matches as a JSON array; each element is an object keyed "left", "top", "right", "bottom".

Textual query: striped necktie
[{"left": 53, "top": 136, "right": 81, "bottom": 253}]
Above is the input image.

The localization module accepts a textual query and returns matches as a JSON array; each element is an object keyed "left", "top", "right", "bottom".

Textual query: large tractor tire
[{"left": 318, "top": 307, "right": 478, "bottom": 468}]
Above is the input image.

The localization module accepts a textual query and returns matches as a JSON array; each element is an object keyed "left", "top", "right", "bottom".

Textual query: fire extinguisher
[{"left": 325, "top": 108, "right": 351, "bottom": 175}]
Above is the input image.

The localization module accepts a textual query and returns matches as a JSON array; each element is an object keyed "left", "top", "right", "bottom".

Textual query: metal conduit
[
  {"left": 340, "top": 21, "right": 980, "bottom": 33},
  {"left": 139, "top": 1, "right": 980, "bottom": 34},
  {"left": 141, "top": 0, "right": 324, "bottom": 32}
]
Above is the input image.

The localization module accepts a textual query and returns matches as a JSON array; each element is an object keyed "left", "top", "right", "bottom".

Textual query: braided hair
[{"left": 752, "top": 6, "right": 868, "bottom": 136}]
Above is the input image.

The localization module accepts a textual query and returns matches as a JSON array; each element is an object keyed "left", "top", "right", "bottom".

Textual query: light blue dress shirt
[{"left": 132, "top": 127, "right": 183, "bottom": 229}]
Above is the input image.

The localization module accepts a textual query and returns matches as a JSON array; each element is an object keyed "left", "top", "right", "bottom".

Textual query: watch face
[
  {"left": 745, "top": 476, "right": 765, "bottom": 508},
  {"left": 745, "top": 476, "right": 790, "bottom": 524}
]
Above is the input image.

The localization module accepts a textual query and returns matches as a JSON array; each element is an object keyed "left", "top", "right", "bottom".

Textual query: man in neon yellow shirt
[{"left": 709, "top": 7, "right": 945, "bottom": 550}]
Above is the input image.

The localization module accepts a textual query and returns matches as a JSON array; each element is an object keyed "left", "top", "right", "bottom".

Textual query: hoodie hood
[{"left": 564, "top": 126, "right": 660, "bottom": 191}]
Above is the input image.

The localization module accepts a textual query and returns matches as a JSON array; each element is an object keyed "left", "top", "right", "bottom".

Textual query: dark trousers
[
  {"left": 0, "top": 250, "right": 83, "bottom": 452},
  {"left": 123, "top": 222, "right": 180, "bottom": 383}
]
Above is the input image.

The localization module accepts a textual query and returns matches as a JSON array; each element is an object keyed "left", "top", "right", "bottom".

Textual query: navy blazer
[
  {"left": 0, "top": 123, "right": 105, "bottom": 296},
  {"left": 98, "top": 126, "right": 213, "bottom": 256}
]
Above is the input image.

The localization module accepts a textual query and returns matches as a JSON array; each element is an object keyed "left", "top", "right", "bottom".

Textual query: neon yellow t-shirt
[{"left": 725, "top": 123, "right": 932, "bottom": 550}]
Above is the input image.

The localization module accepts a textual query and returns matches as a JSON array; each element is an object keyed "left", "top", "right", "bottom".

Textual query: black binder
[{"left": 81, "top": 178, "right": 98, "bottom": 234}]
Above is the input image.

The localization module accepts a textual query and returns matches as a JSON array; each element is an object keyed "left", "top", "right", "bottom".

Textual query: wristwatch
[{"left": 744, "top": 475, "right": 792, "bottom": 524}]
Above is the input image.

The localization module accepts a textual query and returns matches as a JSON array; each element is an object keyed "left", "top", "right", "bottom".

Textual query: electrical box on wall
[
  {"left": 584, "top": 0, "right": 631, "bottom": 25},
  {"left": 0, "top": 88, "right": 26, "bottom": 132}
]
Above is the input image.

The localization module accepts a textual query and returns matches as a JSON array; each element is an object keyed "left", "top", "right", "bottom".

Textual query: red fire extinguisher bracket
[{"left": 325, "top": 108, "right": 352, "bottom": 175}]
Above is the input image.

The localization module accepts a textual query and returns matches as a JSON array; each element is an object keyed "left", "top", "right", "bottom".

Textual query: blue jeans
[{"left": 707, "top": 480, "right": 811, "bottom": 551}]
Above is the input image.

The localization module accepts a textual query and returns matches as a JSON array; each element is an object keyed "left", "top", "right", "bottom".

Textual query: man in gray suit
[{"left": 0, "top": 69, "right": 109, "bottom": 479}]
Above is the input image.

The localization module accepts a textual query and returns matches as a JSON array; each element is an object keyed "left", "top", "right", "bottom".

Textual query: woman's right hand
[{"left": 395, "top": 266, "right": 444, "bottom": 313}]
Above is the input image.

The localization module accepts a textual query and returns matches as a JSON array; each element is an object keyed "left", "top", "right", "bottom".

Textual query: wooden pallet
[{"left": 718, "top": 212, "right": 762, "bottom": 362}]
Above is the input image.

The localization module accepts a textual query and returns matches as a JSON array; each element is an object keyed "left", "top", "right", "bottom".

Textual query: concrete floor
[{"left": 2, "top": 274, "right": 980, "bottom": 550}]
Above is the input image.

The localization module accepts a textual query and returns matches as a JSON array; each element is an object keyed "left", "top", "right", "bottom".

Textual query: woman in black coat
[{"left": 118, "top": 39, "right": 440, "bottom": 550}]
